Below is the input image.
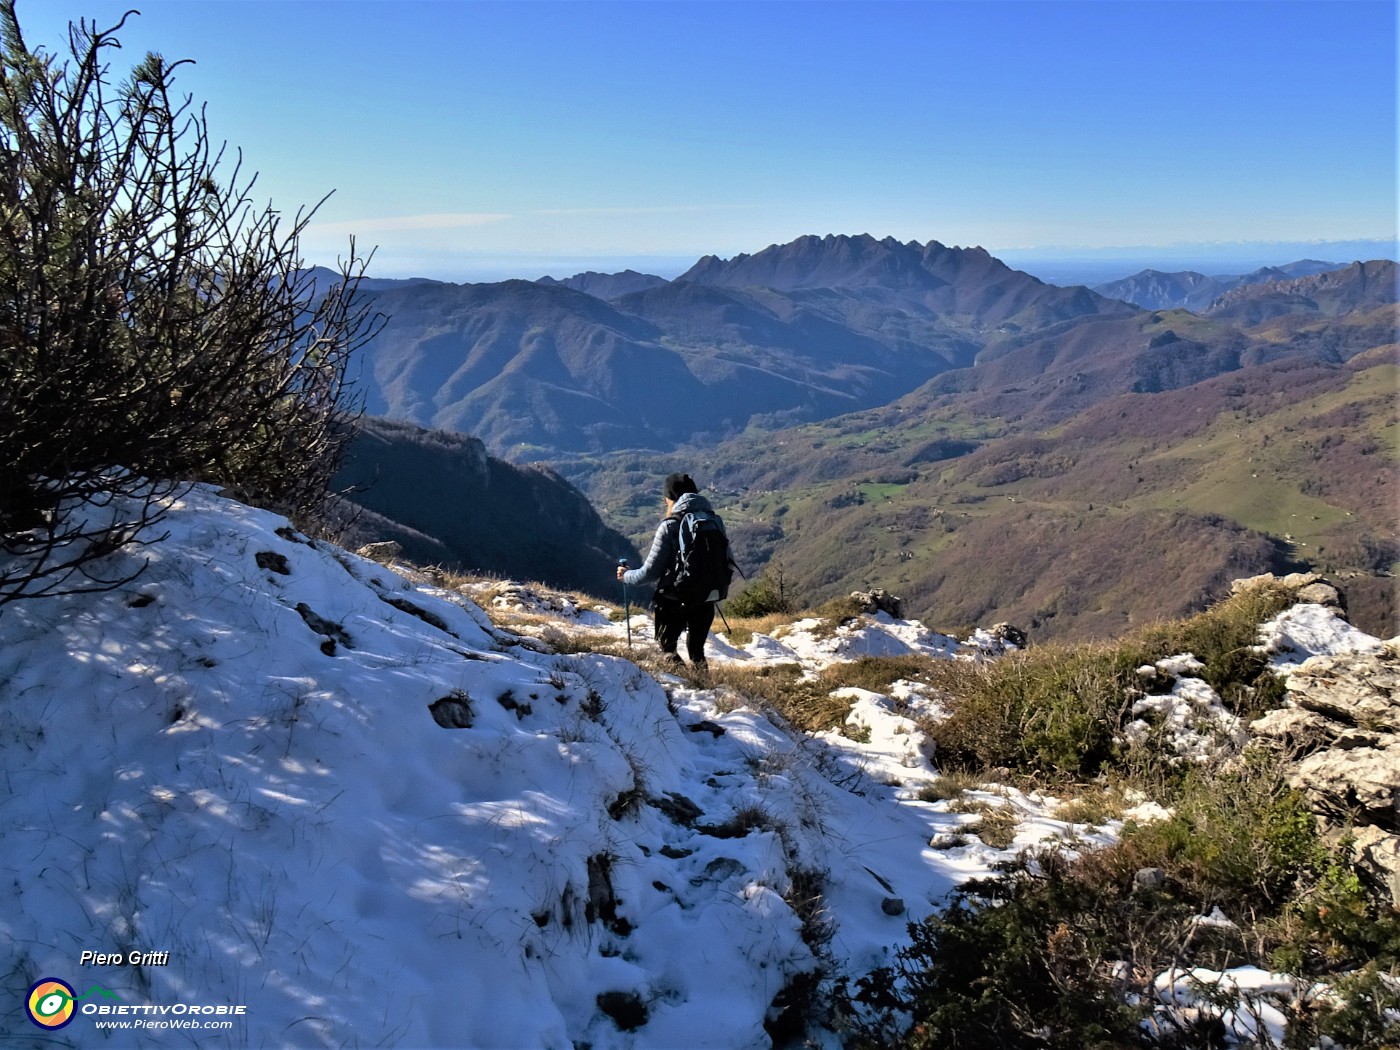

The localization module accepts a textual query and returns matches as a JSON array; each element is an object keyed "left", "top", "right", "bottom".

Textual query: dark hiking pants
[{"left": 653, "top": 596, "right": 715, "bottom": 665}]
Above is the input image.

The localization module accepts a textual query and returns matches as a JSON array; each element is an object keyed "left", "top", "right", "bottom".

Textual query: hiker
[{"left": 616, "top": 472, "right": 732, "bottom": 668}]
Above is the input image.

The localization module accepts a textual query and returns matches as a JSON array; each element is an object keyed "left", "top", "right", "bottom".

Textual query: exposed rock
[
  {"left": 850, "top": 589, "right": 905, "bottom": 619},
  {"left": 1350, "top": 826, "right": 1400, "bottom": 909},
  {"left": 1251, "top": 639, "right": 1400, "bottom": 903},
  {"left": 428, "top": 694, "right": 474, "bottom": 729},
  {"left": 1294, "top": 740, "right": 1400, "bottom": 828},
  {"left": 1233, "top": 570, "right": 1323, "bottom": 594},
  {"left": 1285, "top": 642, "right": 1398, "bottom": 731},
  {"left": 596, "top": 990, "right": 648, "bottom": 1032},
  {"left": 988, "top": 622, "right": 1028, "bottom": 649},
  {"left": 647, "top": 791, "right": 704, "bottom": 827},
  {"left": 1134, "top": 867, "right": 1166, "bottom": 893},
  {"left": 255, "top": 550, "right": 291, "bottom": 575},
  {"left": 1295, "top": 581, "right": 1343, "bottom": 609},
  {"left": 355, "top": 540, "right": 403, "bottom": 565},
  {"left": 881, "top": 897, "right": 905, "bottom": 916},
  {"left": 1231, "top": 571, "right": 1344, "bottom": 611},
  {"left": 684, "top": 719, "right": 726, "bottom": 738},
  {"left": 586, "top": 853, "right": 631, "bottom": 936}
]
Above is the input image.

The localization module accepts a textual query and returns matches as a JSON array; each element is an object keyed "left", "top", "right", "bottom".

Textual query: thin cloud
[
  {"left": 309, "top": 213, "right": 513, "bottom": 235},
  {"left": 529, "top": 205, "right": 759, "bottom": 217}
]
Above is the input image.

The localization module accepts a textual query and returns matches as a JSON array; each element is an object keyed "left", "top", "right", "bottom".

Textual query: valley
[{"left": 340, "top": 237, "right": 1399, "bottom": 644}]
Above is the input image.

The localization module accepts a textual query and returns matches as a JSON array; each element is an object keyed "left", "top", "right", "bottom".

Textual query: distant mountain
[
  {"left": 570, "top": 259, "right": 1398, "bottom": 643},
  {"left": 1093, "top": 269, "right": 1228, "bottom": 312},
  {"left": 350, "top": 276, "right": 981, "bottom": 454},
  {"left": 348, "top": 234, "right": 1131, "bottom": 457},
  {"left": 536, "top": 269, "right": 670, "bottom": 299},
  {"left": 334, "top": 417, "right": 639, "bottom": 597},
  {"left": 1205, "top": 259, "right": 1399, "bottom": 324},
  {"left": 681, "top": 234, "right": 1132, "bottom": 331},
  {"left": 890, "top": 261, "right": 1398, "bottom": 431},
  {"left": 1092, "top": 260, "right": 1343, "bottom": 311}
]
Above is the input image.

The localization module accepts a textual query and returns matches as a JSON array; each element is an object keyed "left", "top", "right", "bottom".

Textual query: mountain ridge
[
  {"left": 1092, "top": 259, "right": 1342, "bottom": 311},
  {"left": 334, "top": 417, "right": 639, "bottom": 597},
  {"left": 348, "top": 234, "right": 1134, "bottom": 456}
]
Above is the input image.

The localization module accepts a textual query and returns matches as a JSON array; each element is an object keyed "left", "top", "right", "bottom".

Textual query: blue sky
[{"left": 16, "top": 0, "right": 1399, "bottom": 281}]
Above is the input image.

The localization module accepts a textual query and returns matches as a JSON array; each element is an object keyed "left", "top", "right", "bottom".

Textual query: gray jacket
[{"left": 622, "top": 492, "right": 722, "bottom": 595}]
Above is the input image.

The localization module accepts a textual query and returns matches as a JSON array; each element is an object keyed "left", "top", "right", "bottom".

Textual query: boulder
[
  {"left": 850, "top": 589, "right": 905, "bottom": 619},
  {"left": 1231, "top": 571, "right": 1344, "bottom": 611},
  {"left": 1350, "top": 826, "right": 1400, "bottom": 909},
  {"left": 1285, "top": 641, "right": 1399, "bottom": 732},
  {"left": 1251, "top": 640, "right": 1400, "bottom": 903},
  {"left": 988, "top": 622, "right": 1028, "bottom": 649},
  {"left": 356, "top": 540, "right": 403, "bottom": 565}
]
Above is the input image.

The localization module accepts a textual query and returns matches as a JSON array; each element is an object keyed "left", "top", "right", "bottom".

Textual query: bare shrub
[{"left": 0, "top": 4, "right": 380, "bottom": 606}]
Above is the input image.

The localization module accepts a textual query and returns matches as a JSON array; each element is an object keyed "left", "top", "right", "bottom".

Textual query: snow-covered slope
[
  {"left": 1, "top": 487, "right": 1384, "bottom": 1048},
  {"left": 0, "top": 487, "right": 1094, "bottom": 1048}
]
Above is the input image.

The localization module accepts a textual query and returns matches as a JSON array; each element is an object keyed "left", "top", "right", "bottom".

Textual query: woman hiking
[{"left": 616, "top": 472, "right": 730, "bottom": 669}]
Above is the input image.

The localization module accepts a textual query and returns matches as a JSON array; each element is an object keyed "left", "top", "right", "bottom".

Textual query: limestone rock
[
  {"left": 850, "top": 588, "right": 905, "bottom": 619},
  {"left": 1350, "top": 826, "right": 1400, "bottom": 908},
  {"left": 1251, "top": 639, "right": 1400, "bottom": 900},
  {"left": 1293, "top": 739, "right": 1400, "bottom": 828},
  {"left": 1134, "top": 867, "right": 1166, "bottom": 893},
  {"left": 1285, "top": 641, "right": 1399, "bottom": 732},
  {"left": 356, "top": 540, "right": 403, "bottom": 565}
]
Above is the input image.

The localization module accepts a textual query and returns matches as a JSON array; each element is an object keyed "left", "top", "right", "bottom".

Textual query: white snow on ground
[
  {"left": 0, "top": 487, "right": 1388, "bottom": 1048},
  {"left": 1254, "top": 602, "right": 1385, "bottom": 672},
  {"left": 0, "top": 488, "right": 1097, "bottom": 1049},
  {"left": 1121, "top": 656, "right": 1247, "bottom": 764}
]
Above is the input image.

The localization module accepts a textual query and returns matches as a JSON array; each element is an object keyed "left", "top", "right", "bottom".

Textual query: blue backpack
[{"left": 668, "top": 510, "right": 734, "bottom": 604}]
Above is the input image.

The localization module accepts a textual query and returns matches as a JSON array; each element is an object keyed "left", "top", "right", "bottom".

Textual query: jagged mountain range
[
  {"left": 337, "top": 237, "right": 1397, "bottom": 642},
  {"left": 346, "top": 236, "right": 1134, "bottom": 455},
  {"left": 1091, "top": 259, "right": 1342, "bottom": 312}
]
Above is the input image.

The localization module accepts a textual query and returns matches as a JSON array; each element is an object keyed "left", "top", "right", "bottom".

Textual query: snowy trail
[{"left": 1, "top": 486, "right": 1384, "bottom": 1048}]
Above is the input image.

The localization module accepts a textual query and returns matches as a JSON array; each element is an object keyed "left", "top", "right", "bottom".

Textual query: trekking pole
[
  {"left": 617, "top": 558, "right": 632, "bottom": 649},
  {"left": 715, "top": 599, "right": 733, "bottom": 636}
]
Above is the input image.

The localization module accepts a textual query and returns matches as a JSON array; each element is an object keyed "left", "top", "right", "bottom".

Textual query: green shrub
[
  {"left": 839, "top": 852, "right": 1156, "bottom": 1049},
  {"left": 1119, "top": 756, "right": 1324, "bottom": 908},
  {"left": 926, "top": 581, "right": 1298, "bottom": 782},
  {"left": 725, "top": 569, "right": 793, "bottom": 618},
  {"left": 925, "top": 641, "right": 1143, "bottom": 778},
  {"left": 1269, "top": 851, "right": 1400, "bottom": 975},
  {"left": 1137, "top": 580, "right": 1294, "bottom": 716},
  {"left": 1307, "top": 964, "right": 1400, "bottom": 1049}
]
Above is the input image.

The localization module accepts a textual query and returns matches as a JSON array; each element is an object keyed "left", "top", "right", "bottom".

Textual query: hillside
[
  {"left": 574, "top": 350, "right": 1397, "bottom": 644},
  {"left": 1091, "top": 259, "right": 1340, "bottom": 311},
  {"left": 346, "top": 235, "right": 1131, "bottom": 456},
  {"left": 333, "top": 417, "right": 639, "bottom": 598},
  {"left": 3, "top": 487, "right": 1394, "bottom": 1047}
]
